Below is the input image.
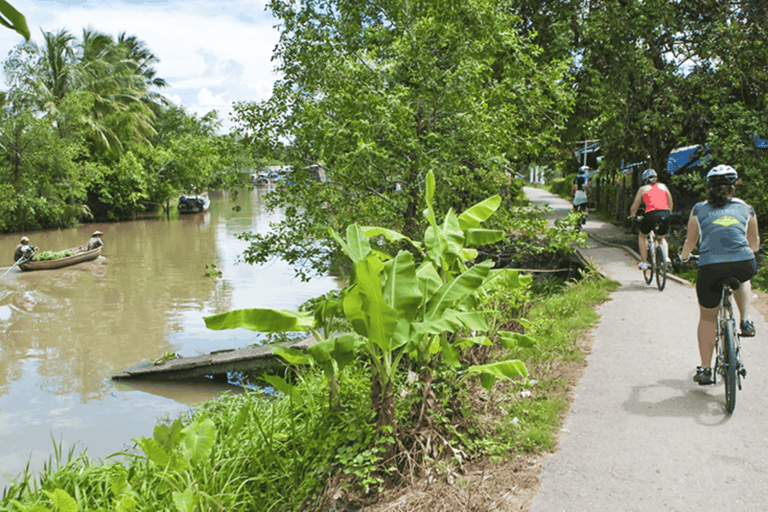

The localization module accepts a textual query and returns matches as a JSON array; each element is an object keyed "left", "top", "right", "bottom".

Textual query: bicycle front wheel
[
  {"left": 655, "top": 246, "right": 667, "bottom": 291},
  {"left": 723, "top": 320, "right": 738, "bottom": 413}
]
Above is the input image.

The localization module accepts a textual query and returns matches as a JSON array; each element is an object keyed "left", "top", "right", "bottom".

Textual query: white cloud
[{"left": 1, "top": 0, "right": 281, "bottom": 132}]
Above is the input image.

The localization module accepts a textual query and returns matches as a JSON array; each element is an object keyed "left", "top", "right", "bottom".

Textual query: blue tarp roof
[{"left": 666, "top": 144, "right": 711, "bottom": 175}]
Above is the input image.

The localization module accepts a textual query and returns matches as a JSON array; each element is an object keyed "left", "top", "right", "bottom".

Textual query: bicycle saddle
[{"left": 723, "top": 277, "right": 741, "bottom": 291}]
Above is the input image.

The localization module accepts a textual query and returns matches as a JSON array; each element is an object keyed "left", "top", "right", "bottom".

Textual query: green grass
[{"left": 525, "top": 270, "right": 620, "bottom": 362}]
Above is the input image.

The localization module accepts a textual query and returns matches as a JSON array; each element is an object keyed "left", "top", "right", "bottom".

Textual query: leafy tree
[{"left": 233, "top": 0, "right": 573, "bottom": 279}]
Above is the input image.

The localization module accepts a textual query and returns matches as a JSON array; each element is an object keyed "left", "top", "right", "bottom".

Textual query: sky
[{"left": 0, "top": 0, "right": 281, "bottom": 132}]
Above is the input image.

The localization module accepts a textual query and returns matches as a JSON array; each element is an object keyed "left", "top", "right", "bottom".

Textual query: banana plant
[
  {"left": 204, "top": 301, "right": 358, "bottom": 408},
  {"left": 203, "top": 170, "right": 534, "bottom": 421}
]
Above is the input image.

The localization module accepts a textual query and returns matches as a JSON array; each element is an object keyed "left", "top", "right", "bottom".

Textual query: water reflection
[{"left": 0, "top": 187, "right": 338, "bottom": 482}]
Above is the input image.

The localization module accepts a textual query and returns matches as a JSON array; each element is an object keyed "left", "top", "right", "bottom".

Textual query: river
[{"left": 0, "top": 187, "right": 339, "bottom": 485}]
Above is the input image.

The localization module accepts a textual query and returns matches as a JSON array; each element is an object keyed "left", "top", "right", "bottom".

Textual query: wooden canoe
[{"left": 19, "top": 246, "right": 102, "bottom": 271}]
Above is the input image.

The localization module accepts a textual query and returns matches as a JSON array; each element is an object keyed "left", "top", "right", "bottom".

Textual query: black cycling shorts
[
  {"left": 696, "top": 259, "right": 757, "bottom": 309},
  {"left": 639, "top": 210, "right": 670, "bottom": 236}
]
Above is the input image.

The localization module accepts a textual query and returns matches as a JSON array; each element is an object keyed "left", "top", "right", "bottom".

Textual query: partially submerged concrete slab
[{"left": 112, "top": 336, "right": 317, "bottom": 381}]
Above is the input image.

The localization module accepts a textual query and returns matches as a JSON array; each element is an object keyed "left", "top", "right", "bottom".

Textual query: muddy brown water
[{"left": 0, "top": 188, "right": 339, "bottom": 485}]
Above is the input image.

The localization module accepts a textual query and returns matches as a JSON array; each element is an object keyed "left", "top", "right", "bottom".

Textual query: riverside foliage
[{"left": 0, "top": 30, "right": 254, "bottom": 230}]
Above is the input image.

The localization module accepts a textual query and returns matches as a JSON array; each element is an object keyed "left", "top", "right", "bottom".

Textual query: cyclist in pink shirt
[{"left": 629, "top": 169, "right": 674, "bottom": 270}]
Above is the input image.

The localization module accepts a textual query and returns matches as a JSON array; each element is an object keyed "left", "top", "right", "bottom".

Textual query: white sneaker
[{"left": 638, "top": 262, "right": 649, "bottom": 270}]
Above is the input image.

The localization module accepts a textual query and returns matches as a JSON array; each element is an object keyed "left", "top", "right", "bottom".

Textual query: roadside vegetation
[{"left": 0, "top": 176, "right": 616, "bottom": 511}]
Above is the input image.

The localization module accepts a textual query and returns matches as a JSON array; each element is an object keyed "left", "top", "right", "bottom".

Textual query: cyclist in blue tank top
[{"left": 680, "top": 165, "right": 760, "bottom": 385}]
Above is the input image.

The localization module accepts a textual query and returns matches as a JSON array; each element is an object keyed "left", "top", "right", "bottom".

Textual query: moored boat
[
  {"left": 19, "top": 246, "right": 102, "bottom": 271},
  {"left": 178, "top": 193, "right": 210, "bottom": 214}
]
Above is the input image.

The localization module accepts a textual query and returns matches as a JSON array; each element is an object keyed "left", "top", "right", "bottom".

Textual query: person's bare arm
[
  {"left": 747, "top": 214, "right": 760, "bottom": 253},
  {"left": 680, "top": 212, "right": 699, "bottom": 260},
  {"left": 629, "top": 187, "right": 645, "bottom": 217}
]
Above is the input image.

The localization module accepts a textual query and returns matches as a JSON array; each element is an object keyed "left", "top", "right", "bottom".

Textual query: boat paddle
[{"left": 1, "top": 247, "right": 37, "bottom": 279}]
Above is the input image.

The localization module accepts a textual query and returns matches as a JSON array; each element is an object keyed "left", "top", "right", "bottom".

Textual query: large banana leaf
[
  {"left": 204, "top": 308, "right": 314, "bottom": 332},
  {"left": 423, "top": 170, "right": 437, "bottom": 226},
  {"left": 425, "top": 260, "right": 493, "bottom": 320},
  {"left": 343, "top": 254, "right": 398, "bottom": 353},
  {"left": 466, "top": 360, "right": 528, "bottom": 390},
  {"left": 383, "top": 251, "right": 422, "bottom": 323},
  {"left": 464, "top": 228, "right": 505, "bottom": 247},
  {"left": 458, "top": 195, "right": 501, "bottom": 230},
  {"left": 0, "top": 1, "right": 29, "bottom": 41},
  {"left": 416, "top": 261, "right": 443, "bottom": 301},
  {"left": 306, "top": 335, "right": 358, "bottom": 374},
  {"left": 424, "top": 209, "right": 464, "bottom": 266},
  {"left": 330, "top": 225, "right": 371, "bottom": 264}
]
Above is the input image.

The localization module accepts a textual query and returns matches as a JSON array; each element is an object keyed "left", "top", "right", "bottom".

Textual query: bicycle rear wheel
[
  {"left": 723, "top": 320, "right": 738, "bottom": 413},
  {"left": 655, "top": 246, "right": 667, "bottom": 291}
]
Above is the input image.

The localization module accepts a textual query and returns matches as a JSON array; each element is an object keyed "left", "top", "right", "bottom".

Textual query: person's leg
[
  {"left": 734, "top": 280, "right": 756, "bottom": 336},
  {"left": 697, "top": 305, "right": 718, "bottom": 368},
  {"left": 638, "top": 232, "right": 648, "bottom": 263},
  {"left": 658, "top": 236, "right": 669, "bottom": 264}
]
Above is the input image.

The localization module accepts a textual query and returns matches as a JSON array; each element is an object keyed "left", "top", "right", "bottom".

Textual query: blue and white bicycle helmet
[
  {"left": 641, "top": 169, "right": 657, "bottom": 183},
  {"left": 578, "top": 166, "right": 589, "bottom": 175},
  {"left": 706, "top": 164, "right": 738, "bottom": 185}
]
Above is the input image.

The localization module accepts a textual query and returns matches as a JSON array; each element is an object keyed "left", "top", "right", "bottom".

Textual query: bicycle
[
  {"left": 633, "top": 216, "right": 667, "bottom": 291},
  {"left": 574, "top": 204, "right": 587, "bottom": 232},
  {"left": 687, "top": 255, "right": 746, "bottom": 413}
]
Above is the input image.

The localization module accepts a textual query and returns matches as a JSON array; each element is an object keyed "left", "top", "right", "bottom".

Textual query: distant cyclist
[
  {"left": 680, "top": 165, "right": 759, "bottom": 385},
  {"left": 629, "top": 169, "right": 673, "bottom": 270},
  {"left": 570, "top": 166, "right": 590, "bottom": 223}
]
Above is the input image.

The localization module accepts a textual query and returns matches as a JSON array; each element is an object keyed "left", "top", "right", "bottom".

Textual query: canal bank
[{"left": 0, "top": 187, "right": 340, "bottom": 484}]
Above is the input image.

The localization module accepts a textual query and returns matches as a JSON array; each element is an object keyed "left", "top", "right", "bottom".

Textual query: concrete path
[{"left": 525, "top": 187, "right": 768, "bottom": 512}]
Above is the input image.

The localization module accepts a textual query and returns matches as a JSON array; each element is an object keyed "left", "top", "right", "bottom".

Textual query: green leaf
[
  {"left": 383, "top": 251, "right": 422, "bottom": 323},
  {"left": 330, "top": 334, "right": 358, "bottom": 371},
  {"left": 172, "top": 488, "right": 197, "bottom": 512},
  {"left": 261, "top": 374, "right": 303, "bottom": 404},
  {"left": 43, "top": 490, "right": 78, "bottom": 512},
  {"left": 340, "top": 225, "right": 373, "bottom": 264},
  {"left": 362, "top": 226, "right": 413, "bottom": 245},
  {"left": 441, "top": 337, "right": 461, "bottom": 368},
  {"left": 272, "top": 345, "right": 311, "bottom": 365},
  {"left": 425, "top": 260, "right": 493, "bottom": 320},
  {"left": 458, "top": 195, "right": 501, "bottom": 229},
  {"left": 204, "top": 308, "right": 313, "bottom": 332},
  {"left": 0, "top": 1, "right": 30, "bottom": 41},
  {"left": 467, "top": 360, "right": 529, "bottom": 390},
  {"left": 230, "top": 404, "right": 250, "bottom": 434},
  {"left": 343, "top": 254, "right": 398, "bottom": 352},
  {"left": 423, "top": 170, "right": 437, "bottom": 226},
  {"left": 425, "top": 210, "right": 464, "bottom": 266},
  {"left": 307, "top": 338, "right": 336, "bottom": 377},
  {"left": 181, "top": 417, "right": 216, "bottom": 464},
  {"left": 154, "top": 419, "right": 184, "bottom": 451},
  {"left": 116, "top": 494, "right": 138, "bottom": 512},
  {"left": 456, "top": 335, "right": 492, "bottom": 347},
  {"left": 498, "top": 332, "right": 537, "bottom": 349},
  {"left": 135, "top": 437, "right": 171, "bottom": 467},
  {"left": 488, "top": 269, "right": 532, "bottom": 289},
  {"left": 416, "top": 261, "right": 443, "bottom": 300},
  {"left": 464, "top": 228, "right": 505, "bottom": 246}
]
